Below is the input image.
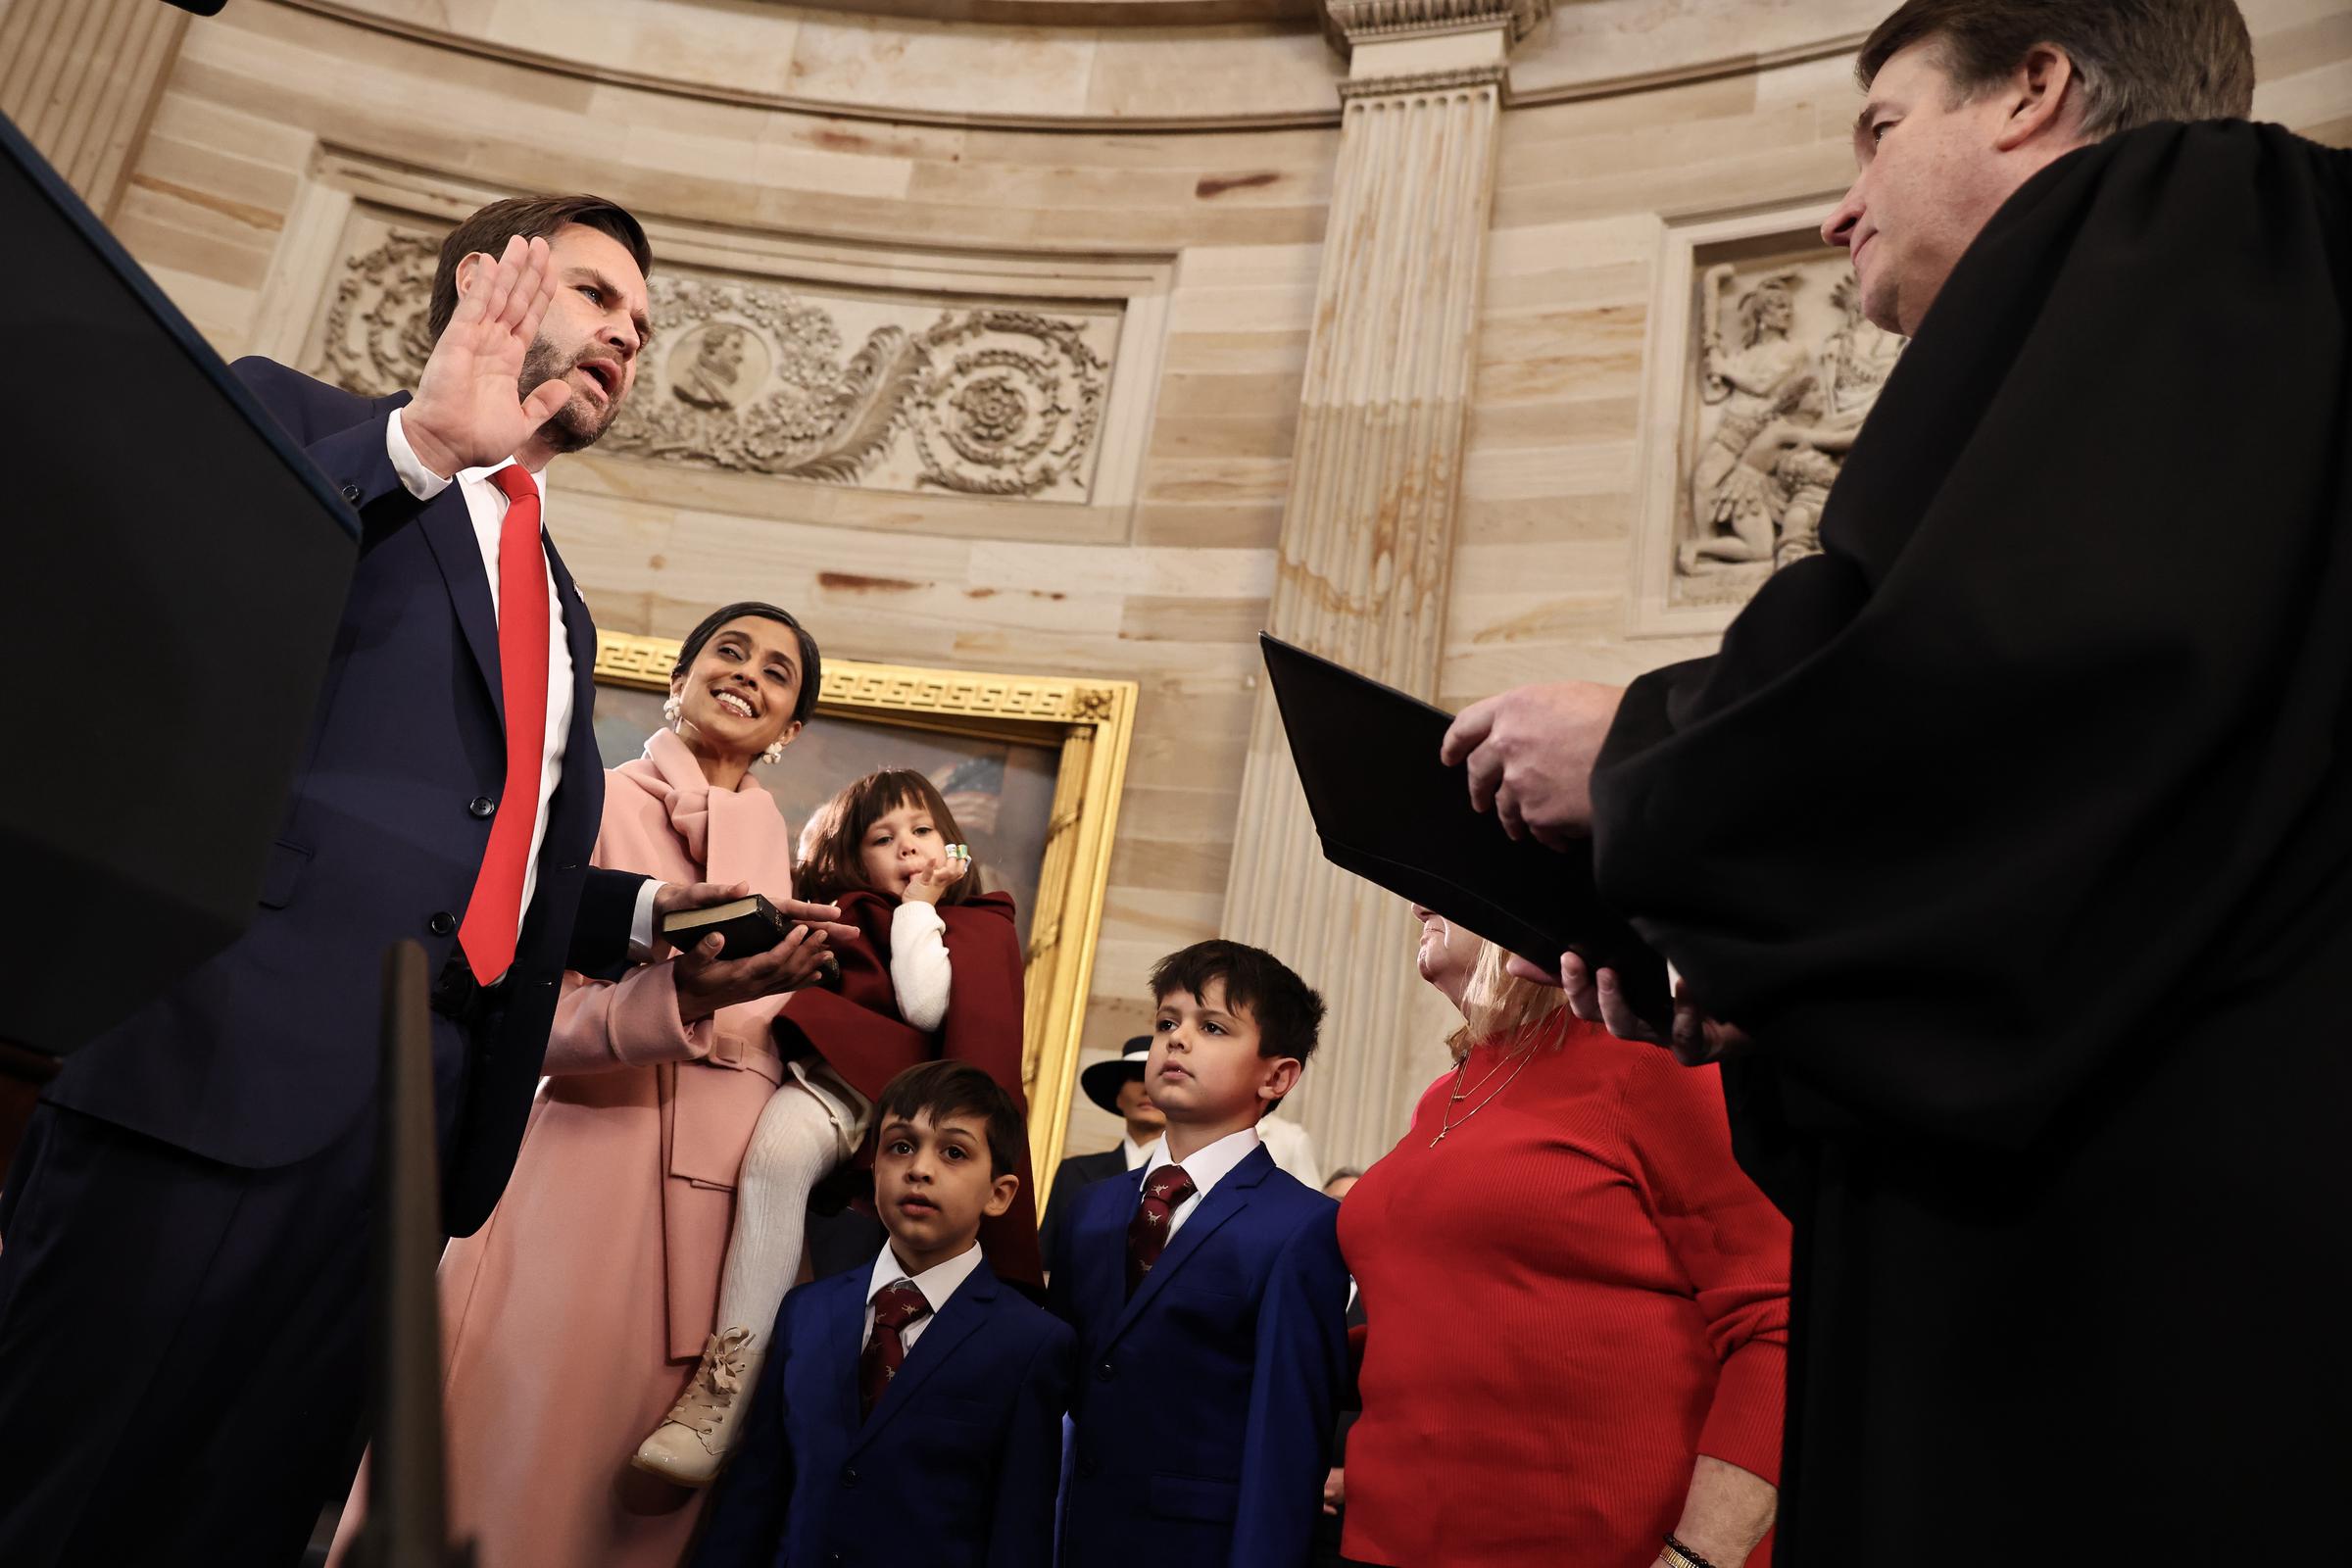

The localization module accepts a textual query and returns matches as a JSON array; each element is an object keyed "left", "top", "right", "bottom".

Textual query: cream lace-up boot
[{"left": 631, "top": 1325, "right": 759, "bottom": 1487}]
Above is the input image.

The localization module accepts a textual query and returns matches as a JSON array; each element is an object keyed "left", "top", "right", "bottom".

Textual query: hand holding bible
[
  {"left": 401, "top": 233, "right": 567, "bottom": 478},
  {"left": 673, "top": 922, "right": 834, "bottom": 1024},
  {"left": 654, "top": 880, "right": 857, "bottom": 945},
  {"left": 1441, "top": 680, "right": 1626, "bottom": 847}
]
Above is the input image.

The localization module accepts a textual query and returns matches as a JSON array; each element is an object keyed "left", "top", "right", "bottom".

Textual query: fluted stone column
[
  {"left": 1224, "top": 2, "right": 1550, "bottom": 1172},
  {"left": 0, "top": 0, "right": 189, "bottom": 221}
]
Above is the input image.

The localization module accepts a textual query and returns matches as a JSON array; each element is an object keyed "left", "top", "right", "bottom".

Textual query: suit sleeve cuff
[{"left": 386, "top": 406, "right": 455, "bottom": 500}]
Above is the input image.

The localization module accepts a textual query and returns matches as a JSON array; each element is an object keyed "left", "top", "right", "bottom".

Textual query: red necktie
[
  {"left": 457, "top": 465, "right": 551, "bottom": 983},
  {"left": 1126, "top": 1163, "right": 1196, "bottom": 1297},
  {"left": 859, "top": 1279, "right": 931, "bottom": 1420}
]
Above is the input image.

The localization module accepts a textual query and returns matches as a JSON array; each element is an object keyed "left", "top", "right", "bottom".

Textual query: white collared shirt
[
  {"left": 862, "top": 1240, "right": 985, "bottom": 1354},
  {"left": 1138, "top": 1124, "right": 1260, "bottom": 1243},
  {"left": 387, "top": 410, "right": 572, "bottom": 967},
  {"left": 1120, "top": 1135, "right": 1152, "bottom": 1171}
]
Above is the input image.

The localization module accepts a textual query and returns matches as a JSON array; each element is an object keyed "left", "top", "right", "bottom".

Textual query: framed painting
[{"left": 592, "top": 633, "right": 1137, "bottom": 1183}]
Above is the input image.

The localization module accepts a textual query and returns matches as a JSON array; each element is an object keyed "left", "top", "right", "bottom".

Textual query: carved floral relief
[{"left": 308, "top": 218, "right": 1119, "bottom": 503}]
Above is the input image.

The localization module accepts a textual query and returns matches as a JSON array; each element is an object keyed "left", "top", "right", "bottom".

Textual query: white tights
[{"left": 715, "top": 1082, "right": 846, "bottom": 1347}]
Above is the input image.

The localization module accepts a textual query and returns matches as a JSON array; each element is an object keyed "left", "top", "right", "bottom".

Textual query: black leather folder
[{"left": 1258, "top": 633, "right": 1672, "bottom": 1029}]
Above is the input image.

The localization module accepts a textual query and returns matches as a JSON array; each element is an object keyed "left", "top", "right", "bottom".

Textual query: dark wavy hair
[
  {"left": 1858, "top": 0, "right": 2254, "bottom": 140},
  {"left": 426, "top": 194, "right": 652, "bottom": 342},
  {"left": 1149, "top": 940, "right": 1325, "bottom": 1065},
  {"left": 671, "top": 602, "right": 821, "bottom": 729},
  {"left": 797, "top": 768, "right": 981, "bottom": 907},
  {"left": 875, "top": 1061, "right": 1026, "bottom": 1178}
]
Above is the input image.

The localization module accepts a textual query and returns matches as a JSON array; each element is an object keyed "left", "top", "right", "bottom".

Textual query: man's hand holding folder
[
  {"left": 1256, "top": 636, "right": 1677, "bottom": 1034},
  {"left": 1439, "top": 680, "right": 1625, "bottom": 849},
  {"left": 1437, "top": 677, "right": 1746, "bottom": 1062}
]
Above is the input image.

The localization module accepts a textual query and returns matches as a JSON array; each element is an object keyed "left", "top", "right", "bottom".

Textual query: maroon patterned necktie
[
  {"left": 858, "top": 1279, "right": 931, "bottom": 1420},
  {"left": 1126, "top": 1163, "right": 1197, "bottom": 1297}
]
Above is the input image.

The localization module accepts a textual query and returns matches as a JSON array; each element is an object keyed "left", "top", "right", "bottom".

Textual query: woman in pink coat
[{"left": 332, "top": 601, "right": 840, "bottom": 1568}]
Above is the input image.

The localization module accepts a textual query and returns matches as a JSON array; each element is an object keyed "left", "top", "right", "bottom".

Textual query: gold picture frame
[{"left": 593, "top": 631, "right": 1138, "bottom": 1186}]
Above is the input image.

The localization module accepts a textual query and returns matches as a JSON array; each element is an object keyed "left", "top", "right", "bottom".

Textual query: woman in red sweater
[{"left": 1336, "top": 907, "right": 1790, "bottom": 1568}]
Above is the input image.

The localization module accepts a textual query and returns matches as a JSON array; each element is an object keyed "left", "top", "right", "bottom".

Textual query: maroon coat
[{"left": 779, "top": 889, "right": 1042, "bottom": 1287}]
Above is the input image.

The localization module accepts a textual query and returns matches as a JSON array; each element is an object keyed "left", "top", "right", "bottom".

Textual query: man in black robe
[{"left": 1443, "top": 2, "right": 2351, "bottom": 1560}]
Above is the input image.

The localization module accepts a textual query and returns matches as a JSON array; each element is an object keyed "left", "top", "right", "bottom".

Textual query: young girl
[{"left": 633, "top": 768, "right": 1040, "bottom": 1484}]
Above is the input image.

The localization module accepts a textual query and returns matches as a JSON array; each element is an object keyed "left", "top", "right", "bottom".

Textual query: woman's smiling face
[{"left": 669, "top": 615, "right": 805, "bottom": 765}]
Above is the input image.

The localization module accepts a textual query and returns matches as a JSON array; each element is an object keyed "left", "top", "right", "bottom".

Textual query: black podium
[{"left": 0, "top": 108, "right": 357, "bottom": 1133}]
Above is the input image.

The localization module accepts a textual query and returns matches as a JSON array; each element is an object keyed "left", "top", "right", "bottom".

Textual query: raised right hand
[
  {"left": 674, "top": 923, "right": 833, "bottom": 1024},
  {"left": 401, "top": 234, "right": 568, "bottom": 478}
]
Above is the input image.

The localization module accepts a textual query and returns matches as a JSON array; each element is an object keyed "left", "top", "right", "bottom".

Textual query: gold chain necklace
[
  {"left": 1446, "top": 1046, "right": 1515, "bottom": 1102},
  {"left": 1430, "top": 1046, "right": 1536, "bottom": 1148}
]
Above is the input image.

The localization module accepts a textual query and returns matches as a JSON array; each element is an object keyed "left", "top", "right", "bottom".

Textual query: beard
[{"left": 518, "top": 336, "right": 620, "bottom": 455}]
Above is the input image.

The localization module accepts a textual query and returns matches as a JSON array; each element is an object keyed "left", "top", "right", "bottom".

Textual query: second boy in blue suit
[
  {"left": 1050, "top": 940, "right": 1350, "bottom": 1568},
  {"left": 696, "top": 1061, "right": 1075, "bottom": 1568}
]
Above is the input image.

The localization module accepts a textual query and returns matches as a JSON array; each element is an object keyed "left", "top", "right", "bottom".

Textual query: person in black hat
[{"left": 1036, "top": 1035, "right": 1163, "bottom": 1271}]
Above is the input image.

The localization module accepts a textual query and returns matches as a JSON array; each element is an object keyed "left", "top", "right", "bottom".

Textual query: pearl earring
[
  {"left": 662, "top": 695, "right": 682, "bottom": 725},
  {"left": 760, "top": 739, "right": 786, "bottom": 765}
]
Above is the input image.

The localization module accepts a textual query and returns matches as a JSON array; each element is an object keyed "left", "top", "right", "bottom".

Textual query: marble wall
[{"left": 21, "top": 0, "right": 2350, "bottom": 1171}]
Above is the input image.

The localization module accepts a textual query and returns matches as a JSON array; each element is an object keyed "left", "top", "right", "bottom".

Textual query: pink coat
[{"left": 332, "top": 730, "right": 804, "bottom": 1568}]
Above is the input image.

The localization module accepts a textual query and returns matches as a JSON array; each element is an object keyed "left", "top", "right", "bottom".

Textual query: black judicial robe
[{"left": 1590, "top": 122, "right": 2352, "bottom": 1563}]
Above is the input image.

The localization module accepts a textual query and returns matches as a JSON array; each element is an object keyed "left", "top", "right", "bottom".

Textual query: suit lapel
[
  {"left": 1079, "top": 1167, "right": 1147, "bottom": 1350},
  {"left": 823, "top": 1272, "right": 869, "bottom": 1442},
  {"left": 543, "top": 533, "right": 599, "bottom": 719},
  {"left": 384, "top": 389, "right": 504, "bottom": 724},
  {"left": 1106, "top": 1144, "right": 1272, "bottom": 1348},
  {"left": 854, "top": 1261, "right": 998, "bottom": 1450}
]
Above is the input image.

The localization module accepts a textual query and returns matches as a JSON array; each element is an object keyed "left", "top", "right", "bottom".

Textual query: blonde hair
[{"left": 1444, "top": 940, "right": 1575, "bottom": 1062}]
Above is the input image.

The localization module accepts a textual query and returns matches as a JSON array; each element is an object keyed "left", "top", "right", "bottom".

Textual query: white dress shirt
[
  {"left": 1119, "top": 1135, "right": 1151, "bottom": 1171},
  {"left": 1138, "top": 1124, "right": 1261, "bottom": 1243},
  {"left": 863, "top": 1240, "right": 986, "bottom": 1354},
  {"left": 385, "top": 409, "right": 657, "bottom": 970}
]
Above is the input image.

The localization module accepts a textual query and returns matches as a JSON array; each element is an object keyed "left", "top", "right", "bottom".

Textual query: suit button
[
  {"left": 1095, "top": 1361, "right": 1113, "bottom": 1382},
  {"left": 428, "top": 911, "right": 457, "bottom": 937},
  {"left": 842, "top": 1465, "right": 859, "bottom": 1488},
  {"left": 340, "top": 482, "right": 363, "bottom": 506},
  {"left": 1076, "top": 1456, "right": 1098, "bottom": 1479},
  {"left": 467, "top": 796, "right": 496, "bottom": 819}
]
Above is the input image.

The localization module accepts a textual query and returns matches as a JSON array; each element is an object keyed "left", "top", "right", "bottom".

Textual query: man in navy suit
[
  {"left": 695, "top": 1062, "right": 1075, "bottom": 1568},
  {"left": 1049, "top": 941, "right": 1349, "bottom": 1568},
  {"left": 0, "top": 195, "right": 842, "bottom": 1567}
]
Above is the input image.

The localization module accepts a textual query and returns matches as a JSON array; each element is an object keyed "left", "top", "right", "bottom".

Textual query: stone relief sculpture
[
  {"left": 1676, "top": 258, "right": 1904, "bottom": 584},
  {"left": 312, "top": 225, "right": 1117, "bottom": 503}
]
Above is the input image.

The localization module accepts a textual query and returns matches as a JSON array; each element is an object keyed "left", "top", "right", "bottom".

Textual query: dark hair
[
  {"left": 798, "top": 769, "right": 980, "bottom": 907},
  {"left": 427, "top": 194, "right": 654, "bottom": 341},
  {"left": 875, "top": 1061, "right": 1025, "bottom": 1178},
  {"left": 1149, "top": 941, "right": 1326, "bottom": 1066},
  {"left": 672, "top": 602, "right": 822, "bottom": 729},
  {"left": 1858, "top": 0, "right": 2254, "bottom": 140}
]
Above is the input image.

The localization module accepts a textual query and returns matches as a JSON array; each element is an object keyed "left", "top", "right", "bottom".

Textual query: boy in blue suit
[
  {"left": 1049, "top": 941, "right": 1350, "bottom": 1568},
  {"left": 694, "top": 1061, "right": 1074, "bottom": 1568}
]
